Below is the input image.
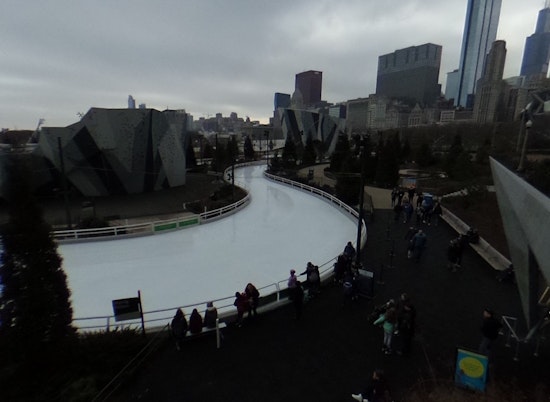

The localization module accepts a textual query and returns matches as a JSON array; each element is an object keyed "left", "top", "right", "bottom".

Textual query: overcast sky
[{"left": 1, "top": 0, "right": 546, "bottom": 130}]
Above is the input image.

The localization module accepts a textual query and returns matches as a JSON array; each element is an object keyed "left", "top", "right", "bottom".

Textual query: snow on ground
[{"left": 59, "top": 165, "right": 358, "bottom": 329}]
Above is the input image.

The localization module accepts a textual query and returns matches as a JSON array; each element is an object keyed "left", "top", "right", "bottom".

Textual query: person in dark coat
[
  {"left": 244, "top": 283, "right": 260, "bottom": 318},
  {"left": 189, "top": 308, "right": 203, "bottom": 334},
  {"left": 411, "top": 230, "right": 427, "bottom": 262},
  {"left": 300, "top": 262, "right": 321, "bottom": 296},
  {"left": 479, "top": 308, "right": 502, "bottom": 357},
  {"left": 171, "top": 308, "right": 188, "bottom": 351},
  {"left": 204, "top": 301, "right": 218, "bottom": 329},
  {"left": 397, "top": 293, "right": 416, "bottom": 356}
]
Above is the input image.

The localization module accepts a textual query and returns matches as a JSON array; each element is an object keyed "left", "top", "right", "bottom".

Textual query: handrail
[
  {"left": 73, "top": 255, "right": 340, "bottom": 333},
  {"left": 71, "top": 166, "right": 368, "bottom": 332},
  {"left": 52, "top": 184, "right": 251, "bottom": 243}
]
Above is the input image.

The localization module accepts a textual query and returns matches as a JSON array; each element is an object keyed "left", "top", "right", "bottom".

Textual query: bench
[{"left": 184, "top": 319, "right": 227, "bottom": 349}]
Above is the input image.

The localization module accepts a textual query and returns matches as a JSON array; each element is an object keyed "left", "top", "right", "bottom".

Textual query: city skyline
[{"left": 1, "top": 1, "right": 546, "bottom": 130}]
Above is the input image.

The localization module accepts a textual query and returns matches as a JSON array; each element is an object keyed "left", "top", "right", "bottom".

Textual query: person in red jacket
[{"left": 234, "top": 291, "right": 248, "bottom": 327}]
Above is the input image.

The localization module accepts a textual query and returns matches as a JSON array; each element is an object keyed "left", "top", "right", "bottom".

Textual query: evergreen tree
[
  {"left": 0, "top": 158, "right": 75, "bottom": 361},
  {"left": 185, "top": 135, "right": 197, "bottom": 167},
  {"left": 330, "top": 134, "right": 352, "bottom": 172},
  {"left": 243, "top": 136, "right": 255, "bottom": 160},
  {"left": 416, "top": 142, "right": 435, "bottom": 167},
  {"left": 227, "top": 135, "right": 239, "bottom": 163}
]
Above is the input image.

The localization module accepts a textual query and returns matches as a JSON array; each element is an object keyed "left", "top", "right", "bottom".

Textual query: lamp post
[
  {"left": 517, "top": 120, "right": 533, "bottom": 172},
  {"left": 264, "top": 130, "right": 269, "bottom": 166},
  {"left": 355, "top": 137, "right": 367, "bottom": 269}
]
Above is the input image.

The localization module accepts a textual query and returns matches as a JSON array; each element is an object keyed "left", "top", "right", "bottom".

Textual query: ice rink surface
[{"left": 59, "top": 165, "right": 358, "bottom": 323}]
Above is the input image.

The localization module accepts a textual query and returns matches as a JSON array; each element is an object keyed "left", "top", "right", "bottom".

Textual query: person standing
[
  {"left": 189, "top": 308, "right": 203, "bottom": 334},
  {"left": 479, "top": 308, "right": 502, "bottom": 357},
  {"left": 300, "top": 262, "right": 320, "bottom": 297},
  {"left": 397, "top": 293, "right": 416, "bottom": 356},
  {"left": 233, "top": 291, "right": 248, "bottom": 327},
  {"left": 204, "top": 301, "right": 218, "bottom": 329},
  {"left": 244, "top": 283, "right": 260, "bottom": 318},
  {"left": 171, "top": 308, "right": 188, "bottom": 351}
]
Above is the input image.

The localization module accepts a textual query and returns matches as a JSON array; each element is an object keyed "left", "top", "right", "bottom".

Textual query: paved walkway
[{"left": 110, "top": 206, "right": 548, "bottom": 402}]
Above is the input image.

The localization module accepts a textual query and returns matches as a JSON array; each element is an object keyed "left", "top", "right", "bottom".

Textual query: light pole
[
  {"left": 355, "top": 137, "right": 367, "bottom": 269},
  {"left": 264, "top": 130, "right": 269, "bottom": 166},
  {"left": 517, "top": 120, "right": 533, "bottom": 172}
]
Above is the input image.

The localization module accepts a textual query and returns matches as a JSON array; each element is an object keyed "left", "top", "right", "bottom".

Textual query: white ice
[{"left": 59, "top": 165, "right": 359, "bottom": 329}]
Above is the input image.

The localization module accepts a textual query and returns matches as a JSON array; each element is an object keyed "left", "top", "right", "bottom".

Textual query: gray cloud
[{"left": 0, "top": 0, "right": 544, "bottom": 129}]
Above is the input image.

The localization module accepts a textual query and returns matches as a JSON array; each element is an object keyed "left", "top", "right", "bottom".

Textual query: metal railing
[{"left": 73, "top": 256, "right": 338, "bottom": 333}]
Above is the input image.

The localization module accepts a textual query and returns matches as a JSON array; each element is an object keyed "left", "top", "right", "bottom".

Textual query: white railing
[
  {"left": 264, "top": 171, "right": 368, "bottom": 247},
  {"left": 53, "top": 184, "right": 251, "bottom": 243},
  {"left": 73, "top": 256, "right": 338, "bottom": 333}
]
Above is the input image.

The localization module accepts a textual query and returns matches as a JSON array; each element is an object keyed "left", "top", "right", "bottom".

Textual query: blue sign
[{"left": 454, "top": 348, "right": 489, "bottom": 392}]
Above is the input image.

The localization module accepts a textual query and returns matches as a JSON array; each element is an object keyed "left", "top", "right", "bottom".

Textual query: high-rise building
[
  {"left": 128, "top": 95, "right": 136, "bottom": 109},
  {"left": 451, "top": 0, "right": 502, "bottom": 108},
  {"left": 473, "top": 40, "right": 507, "bottom": 123},
  {"left": 274, "top": 92, "right": 291, "bottom": 110},
  {"left": 294, "top": 70, "right": 322, "bottom": 108},
  {"left": 520, "top": 2, "right": 550, "bottom": 81},
  {"left": 376, "top": 43, "right": 442, "bottom": 106}
]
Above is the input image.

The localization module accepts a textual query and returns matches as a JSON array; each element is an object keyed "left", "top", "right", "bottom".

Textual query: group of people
[
  {"left": 170, "top": 301, "right": 219, "bottom": 351},
  {"left": 392, "top": 186, "right": 442, "bottom": 228},
  {"left": 234, "top": 283, "right": 261, "bottom": 327},
  {"left": 371, "top": 293, "right": 417, "bottom": 356}
]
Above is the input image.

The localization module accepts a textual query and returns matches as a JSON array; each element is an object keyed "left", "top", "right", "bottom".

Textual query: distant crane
[{"left": 27, "top": 118, "right": 45, "bottom": 144}]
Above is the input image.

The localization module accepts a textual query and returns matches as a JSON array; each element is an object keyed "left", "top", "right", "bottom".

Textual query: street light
[
  {"left": 517, "top": 120, "right": 533, "bottom": 172},
  {"left": 264, "top": 130, "right": 269, "bottom": 166},
  {"left": 355, "top": 136, "right": 368, "bottom": 269}
]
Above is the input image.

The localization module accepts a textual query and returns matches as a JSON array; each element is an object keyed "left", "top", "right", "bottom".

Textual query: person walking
[
  {"left": 411, "top": 229, "right": 427, "bottom": 263},
  {"left": 479, "top": 308, "right": 502, "bottom": 357},
  {"left": 170, "top": 308, "right": 188, "bottom": 351}
]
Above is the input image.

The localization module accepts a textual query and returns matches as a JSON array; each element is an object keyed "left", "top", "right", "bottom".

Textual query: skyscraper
[
  {"left": 128, "top": 95, "right": 136, "bottom": 109},
  {"left": 376, "top": 43, "right": 442, "bottom": 106},
  {"left": 451, "top": 0, "right": 502, "bottom": 108},
  {"left": 473, "top": 40, "right": 507, "bottom": 123},
  {"left": 294, "top": 70, "right": 322, "bottom": 108},
  {"left": 520, "top": 1, "right": 550, "bottom": 81}
]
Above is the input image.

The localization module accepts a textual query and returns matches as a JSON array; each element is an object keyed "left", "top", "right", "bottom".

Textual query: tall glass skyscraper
[
  {"left": 520, "top": 2, "right": 550, "bottom": 80},
  {"left": 453, "top": 0, "right": 502, "bottom": 108},
  {"left": 294, "top": 70, "right": 322, "bottom": 108}
]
